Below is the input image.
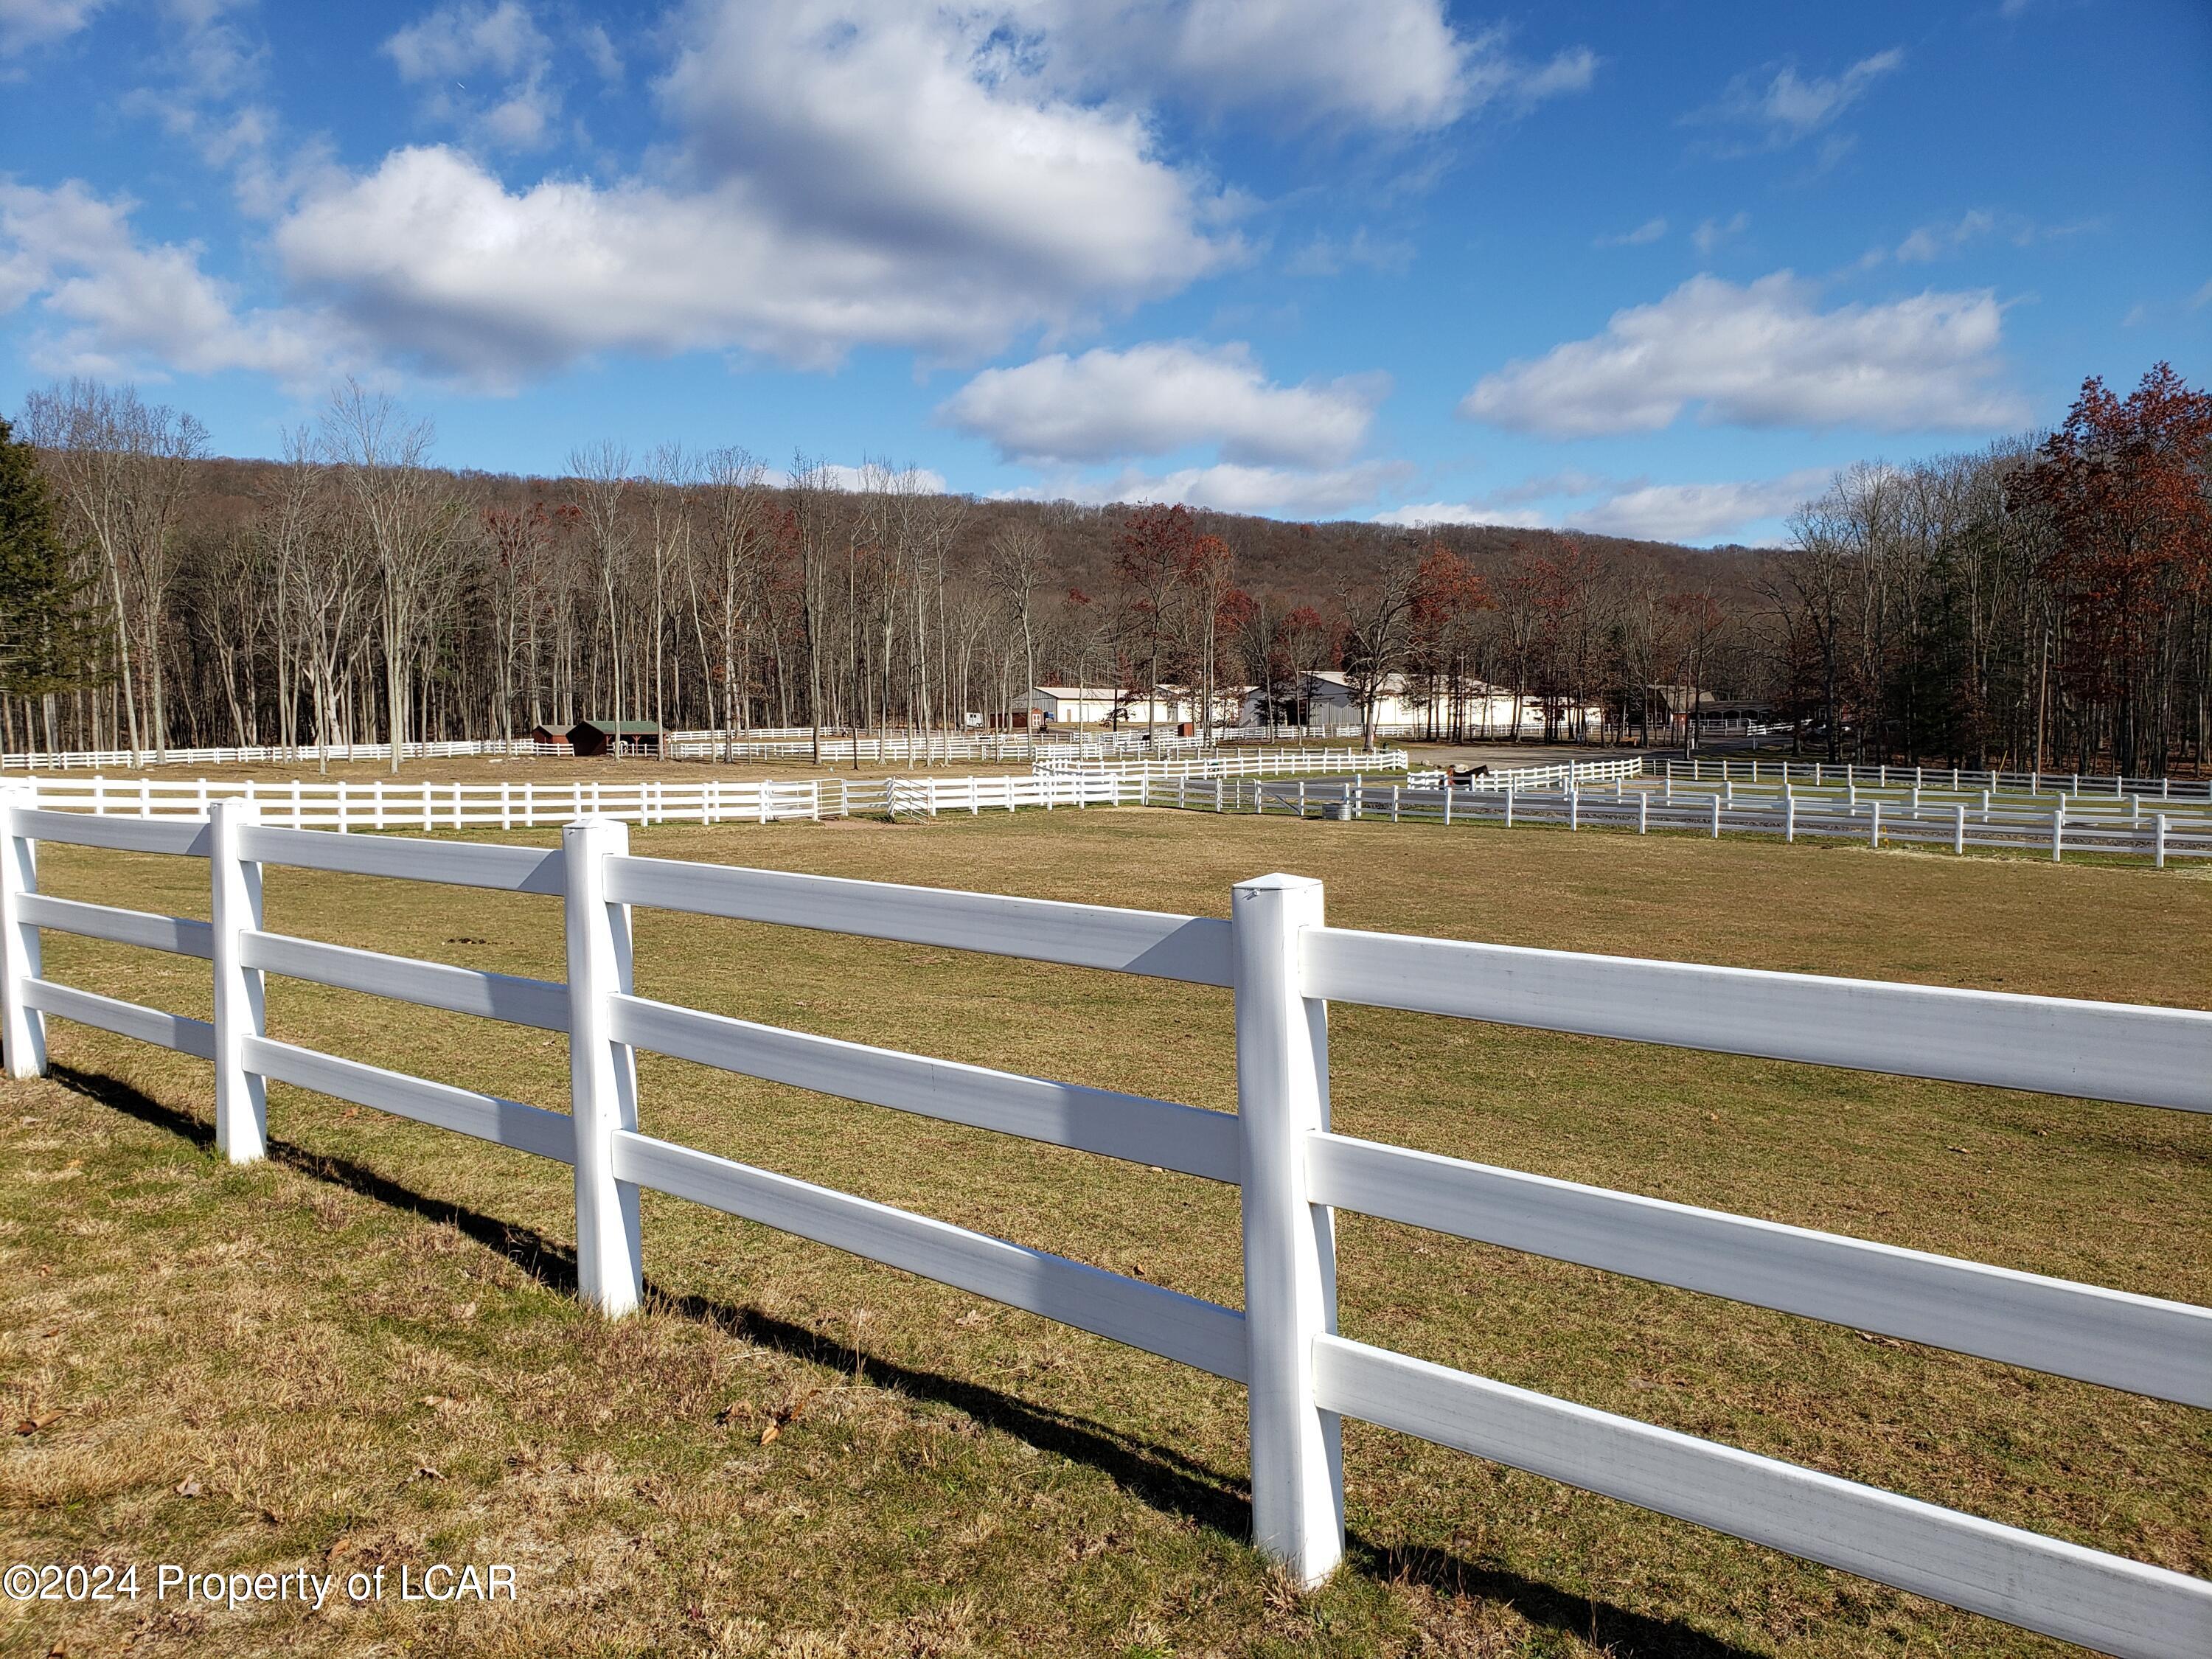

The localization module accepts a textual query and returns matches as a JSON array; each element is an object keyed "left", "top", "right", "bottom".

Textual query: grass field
[{"left": 1, "top": 807, "right": 2205, "bottom": 1657}]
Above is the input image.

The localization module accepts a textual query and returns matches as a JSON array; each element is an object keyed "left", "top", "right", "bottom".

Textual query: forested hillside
[{"left": 1, "top": 364, "right": 2205, "bottom": 775}]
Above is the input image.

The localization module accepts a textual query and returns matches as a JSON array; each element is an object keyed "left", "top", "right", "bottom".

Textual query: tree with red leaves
[
  {"left": 1408, "top": 543, "right": 1494, "bottom": 740},
  {"left": 2011, "top": 363, "right": 2212, "bottom": 776},
  {"left": 1113, "top": 503, "right": 1197, "bottom": 733}
]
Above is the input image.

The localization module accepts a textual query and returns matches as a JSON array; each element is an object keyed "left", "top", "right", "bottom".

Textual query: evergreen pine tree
[{"left": 0, "top": 415, "right": 109, "bottom": 754}]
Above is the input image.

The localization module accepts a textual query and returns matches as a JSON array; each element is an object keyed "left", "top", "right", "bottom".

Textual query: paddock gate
[{"left": 0, "top": 792, "right": 2205, "bottom": 1655}]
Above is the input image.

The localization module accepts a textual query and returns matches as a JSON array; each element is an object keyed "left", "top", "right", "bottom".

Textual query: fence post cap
[{"left": 1236, "top": 871, "right": 1322, "bottom": 896}]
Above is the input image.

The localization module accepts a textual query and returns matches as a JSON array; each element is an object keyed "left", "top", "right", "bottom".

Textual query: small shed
[
  {"left": 568, "top": 719, "right": 663, "bottom": 758},
  {"left": 529, "top": 724, "right": 573, "bottom": 751}
]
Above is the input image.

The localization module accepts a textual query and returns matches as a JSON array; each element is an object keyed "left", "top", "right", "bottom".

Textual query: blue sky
[{"left": 1, "top": 0, "right": 2207, "bottom": 544}]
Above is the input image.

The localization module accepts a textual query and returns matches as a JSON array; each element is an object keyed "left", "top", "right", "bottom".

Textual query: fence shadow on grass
[{"left": 52, "top": 1060, "right": 1764, "bottom": 1659}]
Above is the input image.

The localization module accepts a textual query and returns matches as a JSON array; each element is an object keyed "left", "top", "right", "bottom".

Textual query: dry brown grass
[{"left": 1, "top": 807, "right": 2205, "bottom": 1658}]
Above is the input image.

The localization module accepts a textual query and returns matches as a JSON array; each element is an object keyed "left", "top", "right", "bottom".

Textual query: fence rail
[
  {"left": 1167, "top": 776, "right": 2212, "bottom": 867},
  {"left": 1, "top": 786, "right": 2205, "bottom": 1655},
  {"left": 1668, "top": 757, "right": 2212, "bottom": 801},
  {"left": 1036, "top": 747, "right": 1408, "bottom": 781},
  {"left": 9, "top": 772, "right": 1136, "bottom": 830}
]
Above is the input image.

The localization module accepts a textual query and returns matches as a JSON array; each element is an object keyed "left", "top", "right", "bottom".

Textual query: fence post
[
  {"left": 564, "top": 817, "right": 643, "bottom": 1318},
  {"left": 1784, "top": 791, "right": 1795, "bottom": 843},
  {"left": 1231, "top": 872, "right": 1343, "bottom": 1586},
  {"left": 2051, "top": 804, "right": 2065, "bottom": 863},
  {"left": 2154, "top": 813, "right": 2167, "bottom": 870},
  {"left": 1870, "top": 799, "right": 1882, "bottom": 848},
  {"left": 1637, "top": 793, "right": 1649, "bottom": 835},
  {"left": 1709, "top": 794, "right": 1721, "bottom": 839},
  {"left": 0, "top": 787, "right": 46, "bottom": 1079},
  {"left": 1953, "top": 803, "right": 1966, "bottom": 855},
  {"left": 209, "top": 800, "right": 266, "bottom": 1164}
]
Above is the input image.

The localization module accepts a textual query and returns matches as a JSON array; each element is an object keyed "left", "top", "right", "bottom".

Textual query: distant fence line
[
  {"left": 1158, "top": 773, "right": 2212, "bottom": 867},
  {"left": 4, "top": 796, "right": 2205, "bottom": 1655},
  {"left": 18, "top": 752, "right": 2209, "bottom": 866},
  {"left": 1668, "top": 757, "right": 2212, "bottom": 802},
  {"left": 13, "top": 772, "right": 1144, "bottom": 831},
  {"left": 1037, "top": 748, "right": 1408, "bottom": 781}
]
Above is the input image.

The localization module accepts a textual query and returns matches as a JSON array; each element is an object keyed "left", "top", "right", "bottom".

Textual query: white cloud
[
  {"left": 1039, "top": 3, "right": 1591, "bottom": 133},
  {"left": 1006, "top": 458, "right": 1408, "bottom": 518},
  {"left": 1895, "top": 209, "right": 1998, "bottom": 264},
  {"left": 385, "top": 1, "right": 561, "bottom": 151},
  {"left": 0, "top": 0, "right": 105, "bottom": 56},
  {"left": 1459, "top": 271, "right": 2026, "bottom": 437},
  {"left": 2191, "top": 278, "right": 2212, "bottom": 310},
  {"left": 1691, "top": 49, "right": 1903, "bottom": 150},
  {"left": 11, "top": 0, "right": 1588, "bottom": 392},
  {"left": 1372, "top": 501, "right": 1548, "bottom": 529},
  {"left": 1564, "top": 467, "right": 1829, "bottom": 542},
  {"left": 0, "top": 178, "right": 341, "bottom": 385},
  {"left": 1596, "top": 217, "right": 1666, "bottom": 248},
  {"left": 937, "top": 341, "right": 1384, "bottom": 466},
  {"left": 771, "top": 462, "right": 950, "bottom": 493},
  {"left": 276, "top": 0, "right": 1248, "bottom": 385},
  {"left": 1691, "top": 212, "right": 1748, "bottom": 256}
]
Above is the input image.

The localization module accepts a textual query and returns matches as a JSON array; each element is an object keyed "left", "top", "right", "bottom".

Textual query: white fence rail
[
  {"left": 1036, "top": 748, "right": 1408, "bottom": 781},
  {"left": 9, "top": 773, "right": 1137, "bottom": 830},
  {"left": 1, "top": 787, "right": 2205, "bottom": 1654},
  {"left": 1178, "top": 776, "right": 2212, "bottom": 867},
  {"left": 1668, "top": 757, "right": 2212, "bottom": 803},
  {"left": 1408, "top": 759, "right": 1644, "bottom": 793}
]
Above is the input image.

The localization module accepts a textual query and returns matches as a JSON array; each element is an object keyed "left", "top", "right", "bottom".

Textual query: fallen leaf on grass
[
  {"left": 14, "top": 1411, "right": 62, "bottom": 1435},
  {"left": 175, "top": 1480, "right": 203, "bottom": 1498},
  {"left": 412, "top": 1466, "right": 444, "bottom": 1483},
  {"left": 759, "top": 1394, "right": 812, "bottom": 1446}
]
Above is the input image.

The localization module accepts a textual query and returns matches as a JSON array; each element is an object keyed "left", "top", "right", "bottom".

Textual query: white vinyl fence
[
  {"left": 0, "top": 737, "right": 558, "bottom": 771},
  {"left": 1668, "top": 757, "right": 2212, "bottom": 803},
  {"left": 1189, "top": 776, "right": 2212, "bottom": 866},
  {"left": 11, "top": 772, "right": 1134, "bottom": 830},
  {"left": 1408, "top": 759, "right": 1644, "bottom": 792},
  {"left": 1, "top": 790, "right": 2205, "bottom": 1655},
  {"left": 1036, "top": 747, "right": 1409, "bottom": 781}
]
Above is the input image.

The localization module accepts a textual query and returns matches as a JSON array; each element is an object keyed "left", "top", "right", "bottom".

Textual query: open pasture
[{"left": 2, "top": 808, "right": 2206, "bottom": 1658}]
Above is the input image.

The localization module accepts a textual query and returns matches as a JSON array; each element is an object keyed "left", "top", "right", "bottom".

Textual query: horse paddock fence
[
  {"left": 1, "top": 787, "right": 2205, "bottom": 1655},
  {"left": 1161, "top": 775, "right": 2212, "bottom": 868}
]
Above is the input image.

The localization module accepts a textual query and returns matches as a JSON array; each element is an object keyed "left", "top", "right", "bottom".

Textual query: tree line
[{"left": 0, "top": 365, "right": 2202, "bottom": 775}]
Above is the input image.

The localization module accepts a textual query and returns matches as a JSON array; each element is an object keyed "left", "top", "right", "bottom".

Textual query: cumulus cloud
[
  {"left": 1688, "top": 49, "right": 1903, "bottom": 153},
  {"left": 0, "top": 178, "right": 341, "bottom": 384},
  {"left": 1596, "top": 217, "right": 1666, "bottom": 248},
  {"left": 1565, "top": 467, "right": 1829, "bottom": 542},
  {"left": 1459, "top": 271, "right": 2026, "bottom": 437},
  {"left": 937, "top": 341, "right": 1384, "bottom": 467},
  {"left": 274, "top": 1, "right": 1248, "bottom": 384},
  {"left": 10, "top": 0, "right": 1589, "bottom": 392},
  {"left": 1039, "top": 2, "right": 1592, "bottom": 132}
]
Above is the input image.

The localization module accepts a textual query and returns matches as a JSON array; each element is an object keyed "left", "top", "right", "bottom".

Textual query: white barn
[{"left": 1023, "top": 686, "right": 1121, "bottom": 724}]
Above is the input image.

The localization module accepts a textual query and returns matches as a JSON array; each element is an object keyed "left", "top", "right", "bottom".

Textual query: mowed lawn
[{"left": 1, "top": 807, "right": 2205, "bottom": 1658}]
